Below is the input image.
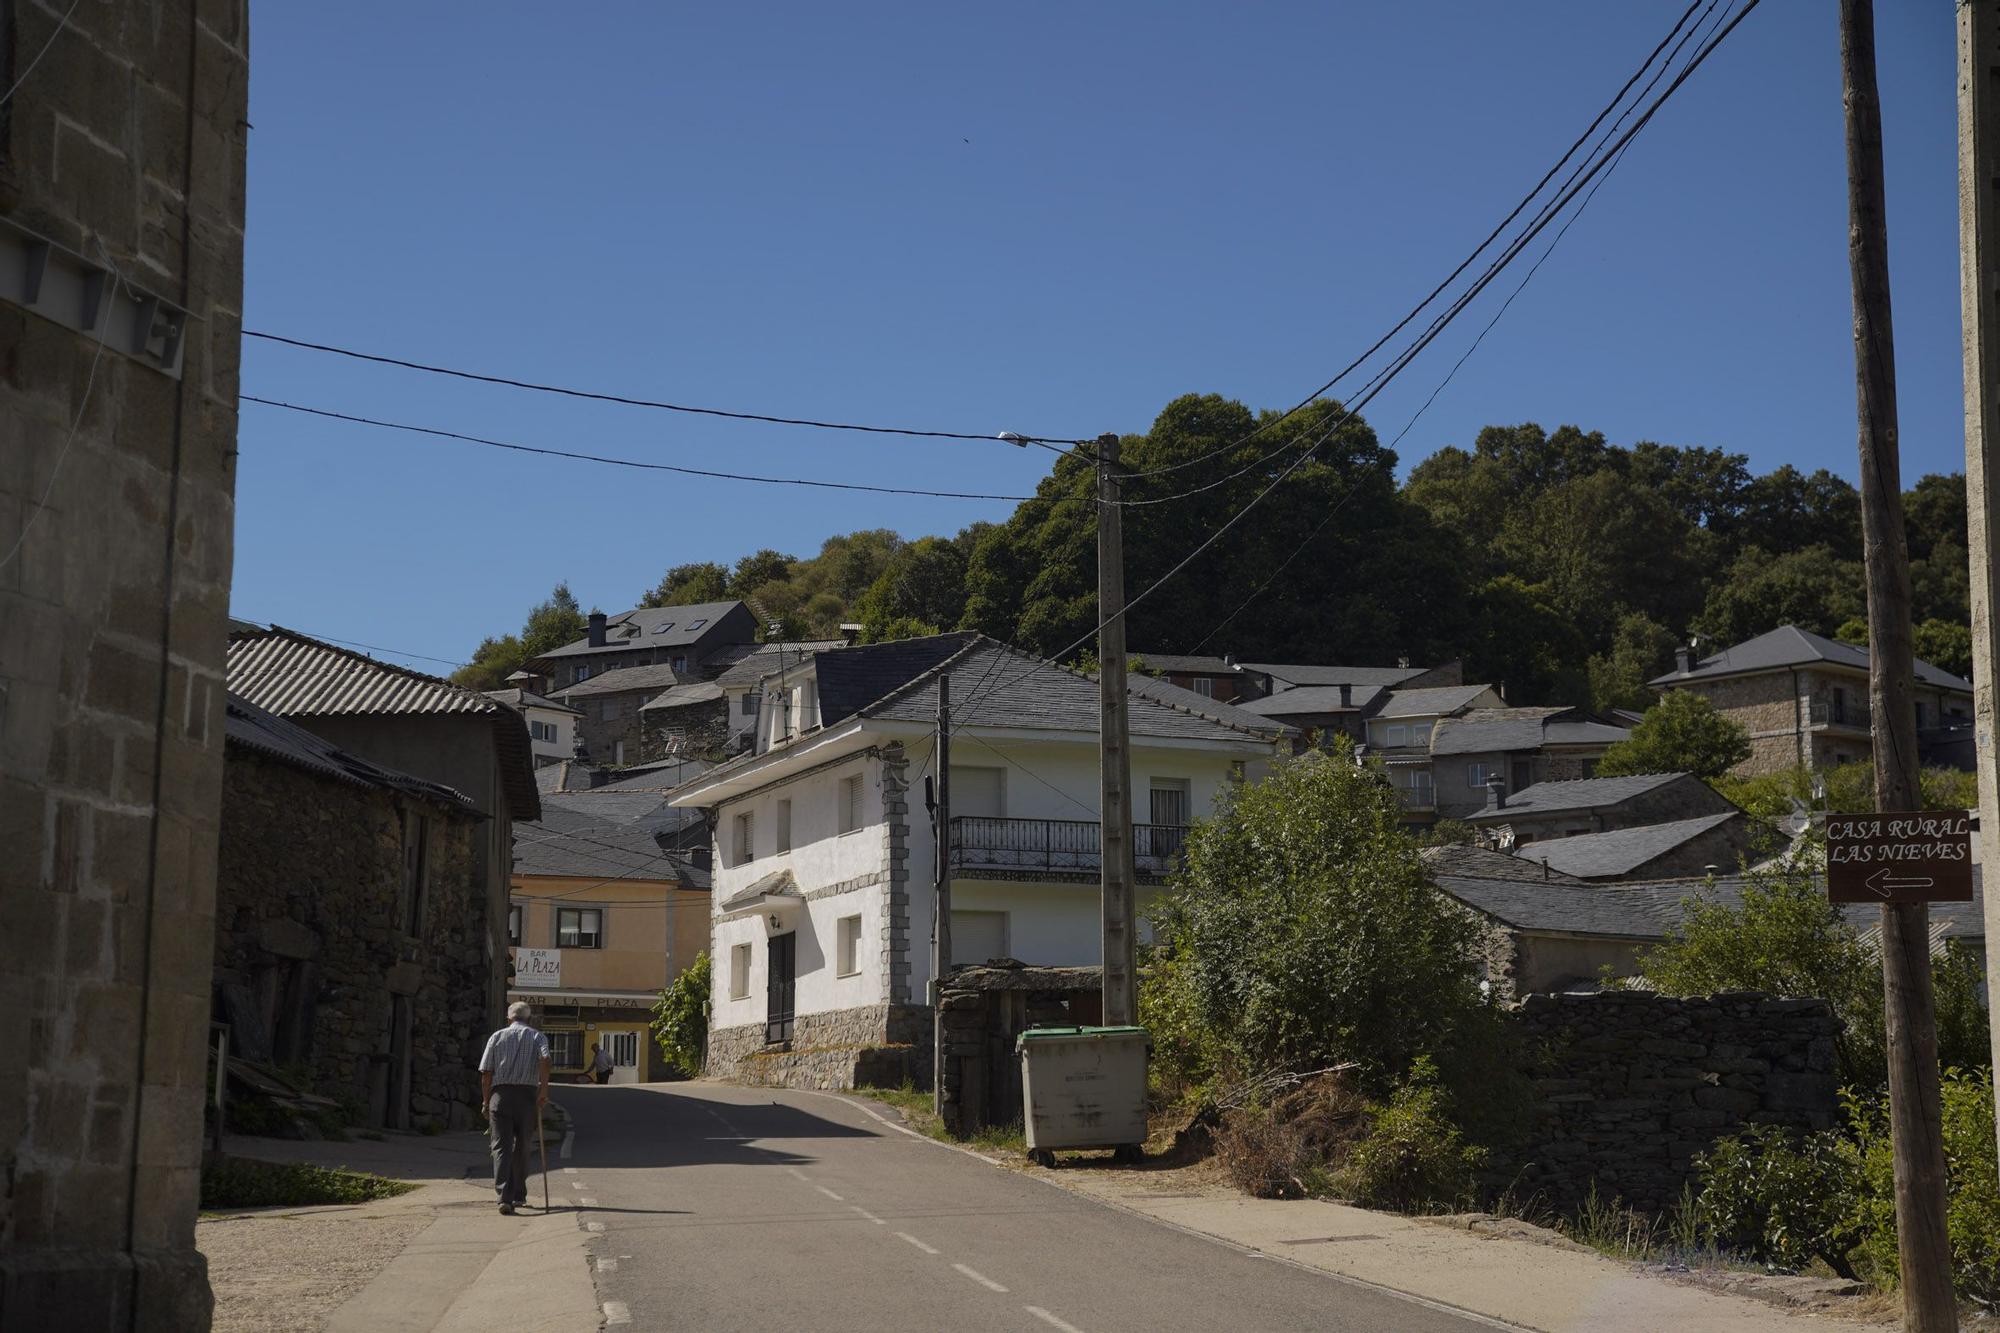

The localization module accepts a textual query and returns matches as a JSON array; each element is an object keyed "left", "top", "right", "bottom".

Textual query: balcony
[
  {"left": 1809, "top": 698, "right": 1872, "bottom": 731},
  {"left": 947, "top": 817, "right": 1189, "bottom": 884}
]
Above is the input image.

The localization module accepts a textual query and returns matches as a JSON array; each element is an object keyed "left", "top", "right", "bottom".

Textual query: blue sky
[{"left": 235, "top": 3, "right": 1961, "bottom": 672}]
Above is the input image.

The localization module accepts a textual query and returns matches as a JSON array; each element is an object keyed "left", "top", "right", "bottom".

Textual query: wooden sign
[{"left": 1824, "top": 811, "right": 1974, "bottom": 903}]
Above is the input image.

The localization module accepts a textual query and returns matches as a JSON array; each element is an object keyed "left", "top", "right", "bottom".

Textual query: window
[
  {"left": 734, "top": 811, "right": 755, "bottom": 864},
  {"left": 672, "top": 655, "right": 688, "bottom": 673},
  {"left": 556, "top": 907, "right": 603, "bottom": 949},
  {"left": 1192, "top": 678, "right": 1215, "bottom": 698},
  {"left": 1915, "top": 701, "right": 1927, "bottom": 728},
  {"left": 687, "top": 618, "right": 707, "bottom": 630},
  {"left": 1831, "top": 687, "right": 1849, "bottom": 724},
  {"left": 507, "top": 903, "right": 523, "bottom": 947},
  {"left": 836, "top": 914, "right": 862, "bottom": 976},
  {"left": 614, "top": 740, "right": 626, "bottom": 765},
  {"left": 402, "top": 810, "right": 429, "bottom": 935},
  {"left": 741, "top": 693, "right": 760, "bottom": 717},
  {"left": 1149, "top": 778, "right": 1190, "bottom": 827},
  {"left": 1467, "top": 763, "right": 1498, "bottom": 788},
  {"left": 1408, "top": 722, "right": 1432, "bottom": 746},
  {"left": 1385, "top": 724, "right": 1406, "bottom": 746},
  {"left": 652, "top": 622, "right": 675, "bottom": 634},
  {"left": 729, "top": 942, "right": 752, "bottom": 999},
  {"left": 776, "top": 799, "right": 792, "bottom": 853},
  {"left": 1580, "top": 758, "right": 1600, "bottom": 779},
  {"left": 548, "top": 1030, "right": 583, "bottom": 1071},
  {"left": 838, "top": 774, "right": 863, "bottom": 834},
  {"left": 575, "top": 665, "right": 592, "bottom": 682},
  {"left": 604, "top": 1031, "right": 639, "bottom": 1067},
  {"left": 1510, "top": 758, "right": 1532, "bottom": 791}
]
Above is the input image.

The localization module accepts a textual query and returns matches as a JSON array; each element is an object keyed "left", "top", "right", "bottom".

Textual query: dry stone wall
[{"left": 1507, "top": 990, "right": 1839, "bottom": 1212}]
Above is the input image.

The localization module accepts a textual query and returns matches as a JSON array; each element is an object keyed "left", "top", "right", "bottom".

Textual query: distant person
[
  {"left": 478, "top": 1002, "right": 550, "bottom": 1215},
  {"left": 590, "top": 1042, "right": 614, "bottom": 1086}
]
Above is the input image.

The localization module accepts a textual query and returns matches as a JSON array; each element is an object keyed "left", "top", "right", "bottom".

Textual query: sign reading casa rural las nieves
[{"left": 1823, "top": 811, "right": 1974, "bottom": 904}]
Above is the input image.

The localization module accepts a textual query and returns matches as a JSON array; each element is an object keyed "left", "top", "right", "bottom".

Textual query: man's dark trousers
[{"left": 489, "top": 1085, "right": 536, "bottom": 1205}]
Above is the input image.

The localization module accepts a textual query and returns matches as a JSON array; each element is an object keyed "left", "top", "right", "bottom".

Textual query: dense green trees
[
  {"left": 1596, "top": 692, "right": 1752, "bottom": 780},
  {"left": 452, "top": 583, "right": 589, "bottom": 691}
]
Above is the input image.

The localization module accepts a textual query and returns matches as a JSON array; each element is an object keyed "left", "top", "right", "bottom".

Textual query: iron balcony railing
[
  {"left": 1809, "top": 698, "right": 1873, "bottom": 730},
  {"left": 947, "top": 816, "right": 1189, "bottom": 880}
]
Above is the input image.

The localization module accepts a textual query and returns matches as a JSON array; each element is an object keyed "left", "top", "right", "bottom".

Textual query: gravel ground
[{"left": 198, "top": 1203, "right": 433, "bottom": 1333}]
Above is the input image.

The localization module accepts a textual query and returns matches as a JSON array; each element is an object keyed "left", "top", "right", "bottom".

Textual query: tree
[
  {"left": 650, "top": 953, "right": 711, "bottom": 1078},
  {"left": 1147, "top": 746, "right": 1482, "bottom": 1092},
  {"left": 1464, "top": 575, "right": 1590, "bottom": 706},
  {"left": 1597, "top": 690, "right": 1751, "bottom": 779},
  {"left": 728, "top": 549, "right": 795, "bottom": 598},
  {"left": 450, "top": 583, "right": 587, "bottom": 690},
  {"left": 1914, "top": 619, "right": 1973, "bottom": 681},
  {"left": 1585, "top": 612, "right": 1677, "bottom": 714},
  {"left": 641, "top": 562, "right": 729, "bottom": 609},
  {"left": 1691, "top": 545, "right": 1866, "bottom": 646},
  {"left": 1495, "top": 471, "right": 1700, "bottom": 643},
  {"left": 853, "top": 535, "right": 968, "bottom": 639}
]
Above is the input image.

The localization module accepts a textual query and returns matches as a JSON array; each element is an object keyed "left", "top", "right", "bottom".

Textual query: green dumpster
[{"left": 1017, "top": 1025, "right": 1150, "bottom": 1166}]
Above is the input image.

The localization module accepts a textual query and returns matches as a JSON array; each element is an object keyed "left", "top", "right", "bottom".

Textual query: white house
[
  {"left": 484, "top": 686, "right": 582, "bottom": 767},
  {"left": 665, "top": 633, "right": 1290, "bottom": 1085}
]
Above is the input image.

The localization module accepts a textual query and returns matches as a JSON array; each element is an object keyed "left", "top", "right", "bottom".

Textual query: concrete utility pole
[
  {"left": 933, "top": 673, "right": 952, "bottom": 1113},
  {"left": 1840, "top": 3, "right": 1956, "bottom": 1326},
  {"left": 1956, "top": 0, "right": 2000, "bottom": 1163},
  {"left": 1096, "top": 433, "right": 1138, "bottom": 1027}
]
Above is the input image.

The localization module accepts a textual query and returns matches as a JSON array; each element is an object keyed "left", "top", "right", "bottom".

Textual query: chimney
[
  {"left": 1486, "top": 776, "right": 1506, "bottom": 810},
  {"left": 1339, "top": 683, "right": 1352, "bottom": 708},
  {"left": 1398, "top": 655, "right": 1410, "bottom": 670},
  {"left": 1674, "top": 643, "right": 1693, "bottom": 674},
  {"left": 587, "top": 611, "right": 608, "bottom": 647},
  {"left": 839, "top": 622, "right": 864, "bottom": 645}
]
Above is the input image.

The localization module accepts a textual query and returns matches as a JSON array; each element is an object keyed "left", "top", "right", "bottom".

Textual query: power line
[
  {"left": 1117, "top": 0, "right": 1711, "bottom": 484},
  {"left": 0, "top": 0, "right": 82, "bottom": 109},
  {"left": 235, "top": 617, "right": 469, "bottom": 669},
  {"left": 241, "top": 397, "right": 1045, "bottom": 502},
  {"left": 243, "top": 330, "right": 1083, "bottom": 447}
]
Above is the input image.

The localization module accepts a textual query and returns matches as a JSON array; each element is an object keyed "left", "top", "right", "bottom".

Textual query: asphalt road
[{"left": 551, "top": 1083, "right": 1497, "bottom": 1333}]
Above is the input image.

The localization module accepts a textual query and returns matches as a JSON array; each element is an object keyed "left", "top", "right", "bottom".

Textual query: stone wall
[
  {"left": 215, "top": 752, "right": 487, "bottom": 1129},
  {"left": 1, "top": 5, "right": 248, "bottom": 1328},
  {"left": 640, "top": 697, "right": 727, "bottom": 761},
  {"left": 1507, "top": 991, "right": 1839, "bottom": 1213},
  {"left": 937, "top": 964, "right": 1100, "bottom": 1137},
  {"left": 707, "top": 1003, "right": 932, "bottom": 1089}
]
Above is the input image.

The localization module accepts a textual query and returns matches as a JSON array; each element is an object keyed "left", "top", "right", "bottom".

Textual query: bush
[
  {"left": 1331, "top": 1059, "right": 1487, "bottom": 1212},
  {"left": 1693, "top": 1123, "right": 1862, "bottom": 1277},
  {"left": 200, "top": 1158, "right": 415, "bottom": 1209},
  {"left": 1211, "top": 1071, "right": 1369, "bottom": 1200},
  {"left": 1848, "top": 1070, "right": 2000, "bottom": 1306},
  {"left": 1597, "top": 691, "right": 1751, "bottom": 779},
  {"left": 651, "top": 952, "right": 712, "bottom": 1078}
]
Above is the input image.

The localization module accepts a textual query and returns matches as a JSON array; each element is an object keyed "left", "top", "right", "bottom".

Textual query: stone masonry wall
[
  {"left": 640, "top": 697, "right": 727, "bottom": 761},
  {"left": 215, "top": 753, "right": 487, "bottom": 1129},
  {"left": 1508, "top": 991, "right": 1839, "bottom": 1213},
  {"left": 0, "top": 5, "right": 248, "bottom": 1330},
  {"left": 710, "top": 1004, "right": 931, "bottom": 1090}
]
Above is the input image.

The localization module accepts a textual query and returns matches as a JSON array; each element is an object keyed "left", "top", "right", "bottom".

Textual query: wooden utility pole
[
  {"left": 1956, "top": 0, "right": 2000, "bottom": 1163},
  {"left": 933, "top": 674, "right": 951, "bottom": 1114},
  {"left": 1841, "top": 3, "right": 1956, "bottom": 1326},
  {"left": 1096, "top": 433, "right": 1137, "bottom": 1027}
]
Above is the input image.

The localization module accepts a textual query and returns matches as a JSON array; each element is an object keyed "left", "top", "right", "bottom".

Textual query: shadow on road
[{"left": 550, "top": 1085, "right": 879, "bottom": 1171}]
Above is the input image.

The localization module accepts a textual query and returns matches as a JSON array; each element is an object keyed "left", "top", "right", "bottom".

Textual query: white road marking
[
  {"left": 580, "top": 1197, "right": 597, "bottom": 1206},
  {"left": 785, "top": 1167, "right": 809, "bottom": 1181},
  {"left": 952, "top": 1263, "right": 1008, "bottom": 1293},
  {"left": 815, "top": 1186, "right": 845, "bottom": 1202},
  {"left": 895, "top": 1232, "right": 938, "bottom": 1255},
  {"left": 569, "top": 1181, "right": 586, "bottom": 1189},
  {"left": 586, "top": 1222, "right": 606, "bottom": 1233},
  {"left": 597, "top": 1257, "right": 619, "bottom": 1273},
  {"left": 1025, "top": 1307, "right": 1086, "bottom": 1333},
  {"left": 602, "top": 1300, "right": 631, "bottom": 1325},
  {"left": 850, "top": 1205, "right": 886, "bottom": 1225},
  {"left": 563, "top": 1167, "right": 578, "bottom": 1176}
]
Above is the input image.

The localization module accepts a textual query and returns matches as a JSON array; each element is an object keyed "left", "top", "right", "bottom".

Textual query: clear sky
[{"left": 235, "top": 3, "right": 1963, "bottom": 672}]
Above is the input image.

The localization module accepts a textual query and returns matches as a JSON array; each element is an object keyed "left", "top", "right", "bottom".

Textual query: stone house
[
  {"left": 510, "top": 792, "right": 710, "bottom": 1082},
  {"left": 534, "top": 601, "right": 758, "bottom": 692},
  {"left": 1350, "top": 684, "right": 1505, "bottom": 814},
  {"left": 483, "top": 686, "right": 580, "bottom": 767},
  {"left": 702, "top": 640, "right": 849, "bottom": 752},
  {"left": 667, "top": 633, "right": 1289, "bottom": 1089},
  {"left": 1, "top": 6, "right": 248, "bottom": 1323},
  {"left": 559, "top": 663, "right": 683, "bottom": 764},
  {"left": 638, "top": 680, "right": 730, "bottom": 757},
  {"left": 217, "top": 699, "right": 486, "bottom": 1131},
  {"left": 1649, "top": 624, "right": 1973, "bottom": 775},
  {"left": 1429, "top": 707, "right": 1631, "bottom": 819},
  {"left": 1463, "top": 772, "right": 1739, "bottom": 842},
  {"left": 227, "top": 626, "right": 543, "bottom": 1027},
  {"left": 1512, "top": 813, "right": 1763, "bottom": 881}
]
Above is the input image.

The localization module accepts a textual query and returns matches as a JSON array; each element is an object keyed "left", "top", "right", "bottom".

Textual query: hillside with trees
[{"left": 452, "top": 393, "right": 1973, "bottom": 703}]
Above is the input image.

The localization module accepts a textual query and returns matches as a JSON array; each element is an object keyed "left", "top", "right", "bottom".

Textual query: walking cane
[{"left": 537, "top": 1105, "right": 550, "bottom": 1212}]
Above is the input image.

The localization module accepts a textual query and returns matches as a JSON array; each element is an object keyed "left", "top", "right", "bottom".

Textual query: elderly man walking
[{"left": 478, "top": 1002, "right": 551, "bottom": 1214}]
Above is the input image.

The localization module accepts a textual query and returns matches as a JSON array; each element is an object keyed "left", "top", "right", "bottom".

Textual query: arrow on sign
[{"left": 1864, "top": 868, "right": 1935, "bottom": 898}]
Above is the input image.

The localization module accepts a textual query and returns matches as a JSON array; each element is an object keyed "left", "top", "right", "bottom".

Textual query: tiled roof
[
  {"left": 1430, "top": 706, "right": 1574, "bottom": 755},
  {"left": 1235, "top": 684, "right": 1387, "bottom": 717},
  {"left": 1419, "top": 843, "right": 1584, "bottom": 884},
  {"left": 1435, "top": 868, "right": 1985, "bottom": 942},
  {"left": 639, "top": 681, "right": 726, "bottom": 711},
  {"left": 482, "top": 687, "right": 579, "bottom": 715},
  {"left": 557, "top": 663, "right": 684, "bottom": 700},
  {"left": 1241, "top": 663, "right": 1429, "bottom": 688},
  {"left": 1373, "top": 685, "right": 1495, "bottom": 719},
  {"left": 225, "top": 694, "right": 475, "bottom": 810},
  {"left": 1514, "top": 813, "right": 1746, "bottom": 879},
  {"left": 1467, "top": 772, "right": 1689, "bottom": 819},
  {"left": 1650, "top": 624, "right": 1973, "bottom": 692},
  {"left": 228, "top": 626, "right": 539, "bottom": 820},
  {"left": 712, "top": 640, "right": 847, "bottom": 688},
  {"left": 534, "top": 601, "right": 747, "bottom": 659}
]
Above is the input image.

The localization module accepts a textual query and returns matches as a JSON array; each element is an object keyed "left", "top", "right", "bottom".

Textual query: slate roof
[
  {"left": 712, "top": 640, "right": 847, "bottom": 688},
  {"left": 640, "top": 681, "right": 726, "bottom": 711},
  {"left": 1464, "top": 772, "right": 1687, "bottom": 820},
  {"left": 228, "top": 626, "right": 540, "bottom": 820},
  {"left": 1124, "top": 674, "right": 1295, "bottom": 739},
  {"left": 1430, "top": 706, "right": 1575, "bottom": 755},
  {"left": 1514, "top": 813, "right": 1745, "bottom": 879},
  {"left": 1374, "top": 684, "right": 1495, "bottom": 719},
  {"left": 534, "top": 601, "right": 747, "bottom": 660},
  {"left": 1132, "top": 653, "right": 1237, "bottom": 675},
  {"left": 1235, "top": 684, "right": 1387, "bottom": 717},
  {"left": 1419, "top": 843, "right": 1585, "bottom": 884},
  {"left": 225, "top": 695, "right": 475, "bottom": 810},
  {"left": 482, "top": 687, "right": 579, "bottom": 715},
  {"left": 1435, "top": 869, "right": 1986, "bottom": 942},
  {"left": 595, "top": 757, "right": 715, "bottom": 791},
  {"left": 1650, "top": 624, "right": 1973, "bottom": 692},
  {"left": 1241, "top": 663, "right": 1429, "bottom": 688},
  {"left": 818, "top": 633, "right": 979, "bottom": 726},
  {"left": 557, "top": 662, "right": 685, "bottom": 700},
  {"left": 1544, "top": 720, "right": 1633, "bottom": 747},
  {"left": 512, "top": 801, "right": 705, "bottom": 884}
]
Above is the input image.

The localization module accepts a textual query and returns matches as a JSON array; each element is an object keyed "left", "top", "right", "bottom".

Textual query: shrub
[
  {"left": 200, "top": 1158, "right": 415, "bottom": 1209},
  {"left": 1848, "top": 1070, "right": 2000, "bottom": 1306},
  {"left": 651, "top": 952, "right": 712, "bottom": 1078},
  {"left": 1692, "top": 1123, "right": 1862, "bottom": 1277},
  {"left": 1597, "top": 691, "right": 1751, "bottom": 779},
  {"left": 1211, "top": 1071, "right": 1369, "bottom": 1200},
  {"left": 1331, "top": 1059, "right": 1487, "bottom": 1212}
]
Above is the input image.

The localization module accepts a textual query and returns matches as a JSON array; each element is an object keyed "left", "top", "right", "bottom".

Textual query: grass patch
[
  {"left": 850, "top": 1082, "right": 1026, "bottom": 1153},
  {"left": 200, "top": 1157, "right": 417, "bottom": 1210}
]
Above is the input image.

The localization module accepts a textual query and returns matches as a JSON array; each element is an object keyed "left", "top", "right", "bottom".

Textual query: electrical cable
[
  {"left": 0, "top": 0, "right": 82, "bottom": 109},
  {"left": 234, "top": 618, "right": 469, "bottom": 668},
  {"left": 243, "top": 330, "right": 1083, "bottom": 447},
  {"left": 240, "top": 397, "right": 1043, "bottom": 502}
]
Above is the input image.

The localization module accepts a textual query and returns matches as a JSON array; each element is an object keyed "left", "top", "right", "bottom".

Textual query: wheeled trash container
[{"left": 1017, "top": 1025, "right": 1150, "bottom": 1166}]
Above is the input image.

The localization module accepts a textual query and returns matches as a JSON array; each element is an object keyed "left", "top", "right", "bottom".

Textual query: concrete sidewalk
[{"left": 201, "top": 1123, "right": 598, "bottom": 1333}]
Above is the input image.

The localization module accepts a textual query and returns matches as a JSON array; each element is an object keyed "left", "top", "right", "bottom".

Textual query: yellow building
[{"left": 508, "top": 794, "right": 710, "bottom": 1080}]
